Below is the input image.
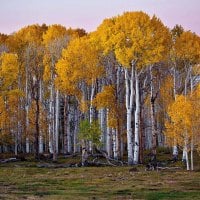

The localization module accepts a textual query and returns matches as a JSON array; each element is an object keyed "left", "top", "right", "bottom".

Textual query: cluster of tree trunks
[{"left": 0, "top": 13, "right": 199, "bottom": 171}]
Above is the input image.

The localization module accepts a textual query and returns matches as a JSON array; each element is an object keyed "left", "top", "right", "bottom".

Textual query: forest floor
[{"left": 0, "top": 150, "right": 200, "bottom": 200}]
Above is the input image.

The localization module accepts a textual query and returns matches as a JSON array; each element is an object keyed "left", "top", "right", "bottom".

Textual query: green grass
[
  {"left": 0, "top": 151, "right": 200, "bottom": 199},
  {"left": 0, "top": 164, "right": 200, "bottom": 199}
]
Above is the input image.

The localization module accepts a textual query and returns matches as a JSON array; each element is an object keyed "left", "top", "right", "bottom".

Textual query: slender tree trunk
[
  {"left": 106, "top": 109, "right": 112, "bottom": 157},
  {"left": 26, "top": 138, "right": 30, "bottom": 154},
  {"left": 81, "top": 139, "right": 88, "bottom": 166},
  {"left": 35, "top": 92, "right": 40, "bottom": 160},
  {"left": 63, "top": 95, "right": 68, "bottom": 154},
  {"left": 184, "top": 134, "right": 190, "bottom": 170},
  {"left": 172, "top": 67, "right": 178, "bottom": 158},
  {"left": 182, "top": 65, "right": 191, "bottom": 161},
  {"left": 150, "top": 65, "right": 157, "bottom": 156},
  {"left": 191, "top": 136, "right": 194, "bottom": 171},
  {"left": 99, "top": 108, "right": 106, "bottom": 150},
  {"left": 55, "top": 90, "right": 59, "bottom": 154},
  {"left": 139, "top": 106, "right": 145, "bottom": 164},
  {"left": 134, "top": 69, "right": 140, "bottom": 164},
  {"left": 112, "top": 128, "right": 118, "bottom": 159},
  {"left": 190, "top": 72, "right": 194, "bottom": 171},
  {"left": 116, "top": 128, "right": 120, "bottom": 160},
  {"left": 39, "top": 135, "right": 43, "bottom": 154},
  {"left": 89, "top": 82, "right": 95, "bottom": 152},
  {"left": 49, "top": 82, "right": 54, "bottom": 154},
  {"left": 116, "top": 66, "right": 121, "bottom": 159},
  {"left": 25, "top": 57, "right": 30, "bottom": 154},
  {"left": 25, "top": 105, "right": 30, "bottom": 154},
  {"left": 67, "top": 111, "right": 72, "bottom": 153},
  {"left": 73, "top": 108, "right": 79, "bottom": 153},
  {"left": 14, "top": 132, "right": 18, "bottom": 156},
  {"left": 124, "top": 65, "right": 134, "bottom": 165}
]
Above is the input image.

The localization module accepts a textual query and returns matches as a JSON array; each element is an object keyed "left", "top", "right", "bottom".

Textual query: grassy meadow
[{"left": 0, "top": 151, "right": 200, "bottom": 200}]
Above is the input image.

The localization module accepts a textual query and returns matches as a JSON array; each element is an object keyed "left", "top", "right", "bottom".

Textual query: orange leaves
[
  {"left": 0, "top": 53, "right": 19, "bottom": 92},
  {"left": 93, "top": 85, "right": 115, "bottom": 109},
  {"left": 159, "top": 75, "right": 174, "bottom": 108},
  {"left": 56, "top": 35, "right": 104, "bottom": 98},
  {"left": 43, "top": 24, "right": 68, "bottom": 47},
  {"left": 168, "top": 95, "right": 192, "bottom": 128},
  {"left": 165, "top": 92, "right": 200, "bottom": 147},
  {"left": 96, "top": 11, "right": 171, "bottom": 68},
  {"left": 175, "top": 31, "right": 200, "bottom": 64},
  {"left": 93, "top": 85, "right": 121, "bottom": 128},
  {"left": 12, "top": 24, "right": 45, "bottom": 50}
]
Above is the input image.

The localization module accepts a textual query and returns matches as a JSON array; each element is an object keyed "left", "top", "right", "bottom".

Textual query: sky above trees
[
  {"left": 0, "top": 0, "right": 200, "bottom": 34},
  {"left": 0, "top": 0, "right": 199, "bottom": 35}
]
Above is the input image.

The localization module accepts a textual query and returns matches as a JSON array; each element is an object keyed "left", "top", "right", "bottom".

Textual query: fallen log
[
  {"left": 157, "top": 166, "right": 182, "bottom": 170},
  {"left": 0, "top": 158, "right": 19, "bottom": 163}
]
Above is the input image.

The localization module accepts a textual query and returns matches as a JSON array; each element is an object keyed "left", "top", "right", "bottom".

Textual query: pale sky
[{"left": 0, "top": 0, "right": 199, "bottom": 35}]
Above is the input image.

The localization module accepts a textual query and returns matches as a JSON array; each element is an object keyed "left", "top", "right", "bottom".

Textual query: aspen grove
[{"left": 0, "top": 11, "right": 200, "bottom": 169}]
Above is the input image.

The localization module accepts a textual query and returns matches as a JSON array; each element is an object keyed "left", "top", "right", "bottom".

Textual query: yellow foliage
[
  {"left": 43, "top": 24, "right": 67, "bottom": 47},
  {"left": 93, "top": 85, "right": 124, "bottom": 129},
  {"left": 80, "top": 100, "right": 89, "bottom": 113},
  {"left": 55, "top": 35, "right": 104, "bottom": 96},
  {"left": 96, "top": 11, "right": 171, "bottom": 68},
  {"left": 175, "top": 31, "right": 200, "bottom": 64},
  {"left": 0, "top": 53, "right": 19, "bottom": 92},
  {"left": 165, "top": 85, "right": 200, "bottom": 154},
  {"left": 93, "top": 85, "right": 115, "bottom": 109},
  {"left": 160, "top": 75, "right": 174, "bottom": 108}
]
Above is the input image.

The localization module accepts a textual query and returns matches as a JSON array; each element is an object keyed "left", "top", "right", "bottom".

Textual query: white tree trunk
[
  {"left": 150, "top": 65, "right": 157, "bottom": 156},
  {"left": 106, "top": 109, "right": 112, "bottom": 157},
  {"left": 26, "top": 138, "right": 30, "bottom": 153},
  {"left": 55, "top": 90, "right": 59, "bottom": 153},
  {"left": 67, "top": 112, "right": 72, "bottom": 153},
  {"left": 99, "top": 108, "right": 106, "bottom": 150},
  {"left": 184, "top": 133, "right": 190, "bottom": 171},
  {"left": 182, "top": 147, "right": 187, "bottom": 161},
  {"left": 112, "top": 128, "right": 117, "bottom": 160},
  {"left": 73, "top": 109, "right": 79, "bottom": 153},
  {"left": 172, "top": 67, "right": 178, "bottom": 158},
  {"left": 191, "top": 137, "right": 194, "bottom": 171},
  {"left": 172, "top": 145, "right": 178, "bottom": 159},
  {"left": 25, "top": 49, "right": 30, "bottom": 154},
  {"left": 49, "top": 82, "right": 54, "bottom": 154},
  {"left": 134, "top": 70, "right": 140, "bottom": 164},
  {"left": 39, "top": 135, "right": 43, "bottom": 154},
  {"left": 125, "top": 65, "right": 134, "bottom": 165},
  {"left": 89, "top": 82, "right": 95, "bottom": 152},
  {"left": 25, "top": 106, "right": 30, "bottom": 154}
]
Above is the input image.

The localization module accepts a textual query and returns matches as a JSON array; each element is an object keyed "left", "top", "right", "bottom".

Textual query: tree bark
[
  {"left": 34, "top": 85, "right": 40, "bottom": 160},
  {"left": 124, "top": 65, "right": 134, "bottom": 165},
  {"left": 106, "top": 109, "right": 112, "bottom": 158},
  {"left": 172, "top": 67, "right": 178, "bottom": 158},
  {"left": 55, "top": 89, "right": 59, "bottom": 154},
  {"left": 134, "top": 69, "right": 140, "bottom": 164},
  {"left": 150, "top": 65, "right": 157, "bottom": 156},
  {"left": 63, "top": 95, "right": 68, "bottom": 154},
  {"left": 39, "top": 135, "right": 43, "bottom": 154}
]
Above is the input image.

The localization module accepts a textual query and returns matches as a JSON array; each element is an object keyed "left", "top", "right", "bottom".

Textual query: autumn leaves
[{"left": 0, "top": 11, "right": 200, "bottom": 167}]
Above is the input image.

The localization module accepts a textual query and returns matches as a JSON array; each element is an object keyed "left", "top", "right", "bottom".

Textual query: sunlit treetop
[
  {"left": 174, "top": 31, "right": 200, "bottom": 65},
  {"left": 43, "top": 24, "right": 68, "bottom": 46},
  {"left": 96, "top": 11, "right": 171, "bottom": 68}
]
